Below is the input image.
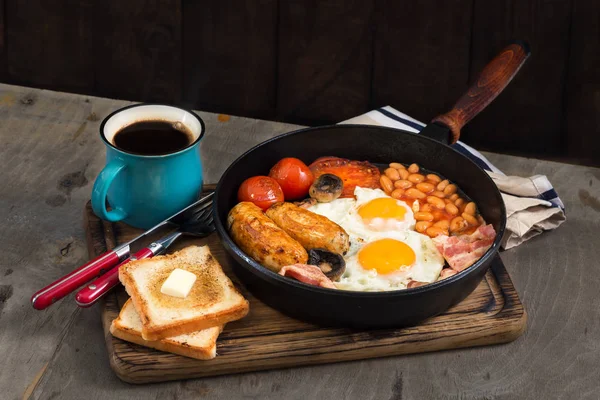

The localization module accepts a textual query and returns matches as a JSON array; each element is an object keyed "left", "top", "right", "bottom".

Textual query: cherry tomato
[
  {"left": 237, "top": 176, "right": 284, "bottom": 210},
  {"left": 269, "top": 158, "right": 314, "bottom": 200}
]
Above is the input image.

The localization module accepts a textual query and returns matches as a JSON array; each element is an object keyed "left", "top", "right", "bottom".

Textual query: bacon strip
[
  {"left": 279, "top": 264, "right": 336, "bottom": 289},
  {"left": 432, "top": 224, "right": 497, "bottom": 272}
]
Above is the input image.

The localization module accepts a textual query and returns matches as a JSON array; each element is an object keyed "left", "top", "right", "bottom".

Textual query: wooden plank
[
  {"left": 86, "top": 200, "right": 525, "bottom": 384},
  {"left": 564, "top": 0, "right": 600, "bottom": 166},
  {"left": 182, "top": 0, "right": 278, "bottom": 119},
  {"left": 371, "top": 0, "right": 473, "bottom": 123},
  {"left": 5, "top": 0, "right": 94, "bottom": 91},
  {"left": 92, "top": 0, "right": 182, "bottom": 103},
  {"left": 276, "top": 0, "right": 374, "bottom": 124},
  {"left": 0, "top": 0, "right": 6, "bottom": 81},
  {"left": 464, "top": 0, "right": 572, "bottom": 155}
]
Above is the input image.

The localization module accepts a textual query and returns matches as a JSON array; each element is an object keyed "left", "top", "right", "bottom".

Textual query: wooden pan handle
[{"left": 431, "top": 41, "right": 531, "bottom": 144}]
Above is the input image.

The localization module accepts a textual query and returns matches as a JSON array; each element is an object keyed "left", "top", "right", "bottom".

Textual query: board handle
[{"left": 431, "top": 40, "right": 531, "bottom": 143}]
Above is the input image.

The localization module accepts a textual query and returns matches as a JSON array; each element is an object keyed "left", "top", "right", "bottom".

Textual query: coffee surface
[{"left": 113, "top": 120, "right": 193, "bottom": 155}]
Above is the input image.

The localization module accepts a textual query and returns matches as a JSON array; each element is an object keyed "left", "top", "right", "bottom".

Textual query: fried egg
[
  {"left": 307, "top": 187, "right": 444, "bottom": 291},
  {"left": 336, "top": 231, "right": 444, "bottom": 291}
]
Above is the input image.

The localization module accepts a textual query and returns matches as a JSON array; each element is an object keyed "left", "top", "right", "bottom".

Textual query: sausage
[
  {"left": 265, "top": 202, "right": 350, "bottom": 255},
  {"left": 227, "top": 202, "right": 308, "bottom": 272}
]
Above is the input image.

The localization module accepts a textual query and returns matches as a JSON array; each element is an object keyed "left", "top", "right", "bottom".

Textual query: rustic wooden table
[{"left": 1, "top": 84, "right": 598, "bottom": 400}]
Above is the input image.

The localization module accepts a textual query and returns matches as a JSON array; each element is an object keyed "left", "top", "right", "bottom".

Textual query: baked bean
[
  {"left": 444, "top": 184, "right": 457, "bottom": 195},
  {"left": 414, "top": 211, "right": 434, "bottom": 221},
  {"left": 462, "top": 212, "right": 478, "bottom": 225},
  {"left": 408, "top": 163, "right": 420, "bottom": 173},
  {"left": 394, "top": 179, "right": 413, "bottom": 189},
  {"left": 426, "top": 226, "right": 447, "bottom": 238},
  {"left": 433, "top": 220, "right": 450, "bottom": 230},
  {"left": 464, "top": 202, "right": 477, "bottom": 215},
  {"left": 415, "top": 221, "right": 433, "bottom": 233},
  {"left": 444, "top": 198, "right": 453, "bottom": 204},
  {"left": 445, "top": 203, "right": 459, "bottom": 215},
  {"left": 450, "top": 216, "right": 466, "bottom": 232},
  {"left": 431, "top": 190, "right": 446, "bottom": 198},
  {"left": 405, "top": 188, "right": 426, "bottom": 200},
  {"left": 438, "top": 268, "right": 458, "bottom": 280},
  {"left": 380, "top": 175, "right": 394, "bottom": 193},
  {"left": 384, "top": 167, "right": 400, "bottom": 181},
  {"left": 437, "top": 179, "right": 449, "bottom": 191},
  {"left": 449, "top": 193, "right": 459, "bottom": 201},
  {"left": 407, "top": 173, "right": 425, "bottom": 184},
  {"left": 455, "top": 198, "right": 465, "bottom": 207},
  {"left": 398, "top": 168, "right": 410, "bottom": 180},
  {"left": 416, "top": 182, "right": 435, "bottom": 193},
  {"left": 389, "top": 162, "right": 405, "bottom": 170},
  {"left": 421, "top": 203, "right": 433, "bottom": 212},
  {"left": 426, "top": 174, "right": 442, "bottom": 184},
  {"left": 426, "top": 196, "right": 446, "bottom": 209},
  {"left": 391, "top": 188, "right": 404, "bottom": 199}
]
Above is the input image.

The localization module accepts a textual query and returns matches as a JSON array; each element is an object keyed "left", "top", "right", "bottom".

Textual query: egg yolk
[
  {"left": 358, "top": 198, "right": 406, "bottom": 223},
  {"left": 357, "top": 238, "right": 416, "bottom": 274}
]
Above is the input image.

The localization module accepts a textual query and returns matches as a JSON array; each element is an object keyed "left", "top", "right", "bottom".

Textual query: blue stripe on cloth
[
  {"left": 451, "top": 143, "right": 493, "bottom": 172},
  {"left": 539, "top": 188, "right": 559, "bottom": 202},
  {"left": 375, "top": 108, "right": 425, "bottom": 131}
]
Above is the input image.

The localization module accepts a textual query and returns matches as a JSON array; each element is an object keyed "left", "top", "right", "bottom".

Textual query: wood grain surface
[
  {"left": 93, "top": 0, "right": 182, "bottom": 103},
  {"left": 0, "top": 1, "right": 598, "bottom": 164},
  {"left": 182, "top": 0, "right": 278, "bottom": 119},
  {"left": 87, "top": 203, "right": 524, "bottom": 384},
  {"left": 276, "top": 0, "right": 373, "bottom": 124},
  {"left": 462, "top": 0, "right": 572, "bottom": 156},
  {"left": 0, "top": 84, "right": 598, "bottom": 399},
  {"left": 5, "top": 0, "right": 95, "bottom": 91},
  {"left": 371, "top": 0, "right": 473, "bottom": 123},
  {"left": 564, "top": 0, "right": 600, "bottom": 164}
]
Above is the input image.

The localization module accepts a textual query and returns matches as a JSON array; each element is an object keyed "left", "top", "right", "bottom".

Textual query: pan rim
[{"left": 214, "top": 124, "right": 506, "bottom": 298}]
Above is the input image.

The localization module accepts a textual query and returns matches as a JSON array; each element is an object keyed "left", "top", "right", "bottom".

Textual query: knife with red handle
[
  {"left": 75, "top": 231, "right": 181, "bottom": 307},
  {"left": 30, "top": 244, "right": 130, "bottom": 310}
]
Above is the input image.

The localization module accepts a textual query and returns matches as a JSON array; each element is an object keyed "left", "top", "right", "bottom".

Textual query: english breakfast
[{"left": 227, "top": 156, "right": 496, "bottom": 291}]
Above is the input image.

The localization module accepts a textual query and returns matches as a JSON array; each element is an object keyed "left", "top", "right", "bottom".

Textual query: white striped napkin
[{"left": 341, "top": 106, "right": 566, "bottom": 249}]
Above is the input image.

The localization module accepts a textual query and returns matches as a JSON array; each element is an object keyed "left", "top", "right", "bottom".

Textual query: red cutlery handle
[
  {"left": 75, "top": 247, "right": 155, "bottom": 307},
  {"left": 31, "top": 249, "right": 126, "bottom": 310}
]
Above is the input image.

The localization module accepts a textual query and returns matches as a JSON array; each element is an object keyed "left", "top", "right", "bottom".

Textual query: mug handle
[{"left": 91, "top": 159, "right": 128, "bottom": 222}]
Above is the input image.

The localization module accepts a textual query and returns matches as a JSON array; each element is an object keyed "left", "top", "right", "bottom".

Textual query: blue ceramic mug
[{"left": 92, "top": 104, "right": 205, "bottom": 229}]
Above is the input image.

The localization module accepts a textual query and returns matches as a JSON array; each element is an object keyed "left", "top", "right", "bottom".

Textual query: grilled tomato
[
  {"left": 237, "top": 176, "right": 284, "bottom": 210},
  {"left": 309, "top": 156, "right": 381, "bottom": 198},
  {"left": 269, "top": 157, "right": 314, "bottom": 200}
]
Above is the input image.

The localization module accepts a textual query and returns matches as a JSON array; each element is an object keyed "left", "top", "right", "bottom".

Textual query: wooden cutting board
[{"left": 85, "top": 194, "right": 526, "bottom": 384}]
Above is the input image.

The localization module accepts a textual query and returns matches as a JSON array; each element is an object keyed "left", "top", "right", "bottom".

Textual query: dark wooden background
[{"left": 0, "top": 0, "right": 598, "bottom": 165}]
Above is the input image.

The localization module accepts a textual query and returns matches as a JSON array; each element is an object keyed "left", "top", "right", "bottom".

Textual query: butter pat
[{"left": 160, "top": 268, "right": 197, "bottom": 298}]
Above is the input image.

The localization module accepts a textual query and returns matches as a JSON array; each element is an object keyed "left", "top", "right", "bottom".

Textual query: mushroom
[
  {"left": 308, "top": 248, "right": 346, "bottom": 281},
  {"left": 309, "top": 174, "right": 343, "bottom": 203}
]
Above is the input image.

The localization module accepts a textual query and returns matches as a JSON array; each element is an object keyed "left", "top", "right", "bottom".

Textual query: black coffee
[{"left": 113, "top": 120, "right": 194, "bottom": 155}]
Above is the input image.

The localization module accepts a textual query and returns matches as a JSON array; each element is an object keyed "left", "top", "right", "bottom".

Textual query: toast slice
[
  {"left": 110, "top": 299, "right": 222, "bottom": 360},
  {"left": 119, "top": 245, "right": 249, "bottom": 340}
]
